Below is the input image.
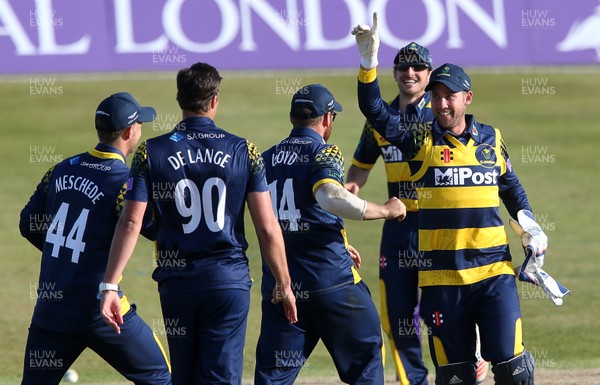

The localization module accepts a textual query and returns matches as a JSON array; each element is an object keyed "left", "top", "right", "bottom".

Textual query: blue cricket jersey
[
  {"left": 20, "top": 144, "right": 133, "bottom": 332},
  {"left": 351, "top": 93, "right": 433, "bottom": 212},
  {"left": 127, "top": 116, "right": 266, "bottom": 291},
  {"left": 260, "top": 128, "right": 360, "bottom": 299}
]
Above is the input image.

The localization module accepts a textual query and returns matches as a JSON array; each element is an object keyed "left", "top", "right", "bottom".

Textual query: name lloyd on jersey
[
  {"left": 271, "top": 150, "right": 309, "bottom": 166},
  {"left": 167, "top": 149, "right": 231, "bottom": 170},
  {"left": 434, "top": 167, "right": 498, "bottom": 186}
]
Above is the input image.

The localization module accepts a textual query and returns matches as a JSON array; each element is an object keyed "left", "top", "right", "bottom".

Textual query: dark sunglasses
[
  {"left": 394, "top": 64, "right": 430, "bottom": 72},
  {"left": 330, "top": 111, "right": 337, "bottom": 121}
]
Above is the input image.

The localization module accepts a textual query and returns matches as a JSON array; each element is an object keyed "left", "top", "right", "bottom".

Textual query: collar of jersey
[
  {"left": 289, "top": 127, "right": 325, "bottom": 144},
  {"left": 433, "top": 114, "right": 481, "bottom": 144},
  {"left": 390, "top": 91, "right": 431, "bottom": 115},
  {"left": 89, "top": 143, "right": 126, "bottom": 164},
  {"left": 175, "top": 116, "right": 216, "bottom": 131}
]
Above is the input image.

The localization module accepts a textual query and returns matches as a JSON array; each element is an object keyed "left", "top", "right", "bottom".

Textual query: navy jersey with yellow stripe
[
  {"left": 260, "top": 128, "right": 358, "bottom": 298},
  {"left": 126, "top": 116, "right": 265, "bottom": 289},
  {"left": 351, "top": 93, "right": 433, "bottom": 211},
  {"left": 358, "top": 70, "right": 531, "bottom": 286},
  {"left": 19, "top": 144, "right": 132, "bottom": 332}
]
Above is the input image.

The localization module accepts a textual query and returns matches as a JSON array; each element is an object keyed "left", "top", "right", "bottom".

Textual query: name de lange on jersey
[{"left": 167, "top": 148, "right": 232, "bottom": 170}]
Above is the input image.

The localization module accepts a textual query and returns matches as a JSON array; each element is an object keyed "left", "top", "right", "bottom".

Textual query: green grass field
[{"left": 2, "top": 68, "right": 599, "bottom": 384}]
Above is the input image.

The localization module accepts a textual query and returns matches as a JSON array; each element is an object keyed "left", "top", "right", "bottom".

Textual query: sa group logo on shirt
[
  {"left": 475, "top": 144, "right": 497, "bottom": 168},
  {"left": 434, "top": 167, "right": 498, "bottom": 186}
]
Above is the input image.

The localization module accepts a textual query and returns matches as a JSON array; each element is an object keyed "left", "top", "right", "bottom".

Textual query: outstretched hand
[{"left": 351, "top": 12, "right": 380, "bottom": 69}]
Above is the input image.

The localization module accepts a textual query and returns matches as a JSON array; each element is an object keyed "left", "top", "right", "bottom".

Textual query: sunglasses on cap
[{"left": 394, "top": 64, "right": 430, "bottom": 72}]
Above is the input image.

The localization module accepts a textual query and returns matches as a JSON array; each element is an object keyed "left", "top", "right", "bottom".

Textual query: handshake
[{"left": 351, "top": 12, "right": 380, "bottom": 69}]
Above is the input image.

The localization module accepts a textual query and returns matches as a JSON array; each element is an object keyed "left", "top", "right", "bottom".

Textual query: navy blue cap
[
  {"left": 425, "top": 63, "right": 471, "bottom": 92},
  {"left": 394, "top": 42, "right": 433, "bottom": 68},
  {"left": 95, "top": 92, "right": 156, "bottom": 132},
  {"left": 290, "top": 84, "right": 342, "bottom": 119}
]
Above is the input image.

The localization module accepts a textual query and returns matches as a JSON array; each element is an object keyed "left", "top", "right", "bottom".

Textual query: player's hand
[
  {"left": 348, "top": 244, "right": 362, "bottom": 269},
  {"left": 351, "top": 12, "right": 379, "bottom": 69},
  {"left": 510, "top": 209, "right": 548, "bottom": 269},
  {"left": 344, "top": 182, "right": 360, "bottom": 195},
  {"left": 100, "top": 290, "right": 124, "bottom": 334},
  {"left": 272, "top": 283, "right": 298, "bottom": 324},
  {"left": 383, "top": 197, "right": 406, "bottom": 221}
]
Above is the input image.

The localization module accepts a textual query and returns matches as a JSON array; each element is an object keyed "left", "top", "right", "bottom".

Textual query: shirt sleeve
[
  {"left": 357, "top": 69, "right": 419, "bottom": 159},
  {"left": 126, "top": 141, "right": 150, "bottom": 202},
  {"left": 311, "top": 145, "right": 345, "bottom": 193},
  {"left": 246, "top": 140, "right": 268, "bottom": 193},
  {"left": 351, "top": 120, "right": 380, "bottom": 170},
  {"left": 498, "top": 137, "right": 531, "bottom": 219},
  {"left": 19, "top": 166, "right": 54, "bottom": 251}
]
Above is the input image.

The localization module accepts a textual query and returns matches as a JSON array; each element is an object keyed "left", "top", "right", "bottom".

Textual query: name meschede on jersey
[
  {"left": 54, "top": 174, "right": 105, "bottom": 204},
  {"left": 434, "top": 167, "right": 499, "bottom": 186}
]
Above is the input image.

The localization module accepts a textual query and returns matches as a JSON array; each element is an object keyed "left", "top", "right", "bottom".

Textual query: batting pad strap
[
  {"left": 315, "top": 183, "right": 366, "bottom": 221},
  {"left": 435, "top": 362, "right": 476, "bottom": 385}
]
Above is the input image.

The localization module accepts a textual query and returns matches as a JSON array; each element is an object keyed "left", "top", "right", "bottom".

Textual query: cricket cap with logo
[
  {"left": 426, "top": 63, "right": 472, "bottom": 93},
  {"left": 95, "top": 92, "right": 156, "bottom": 132},
  {"left": 290, "top": 84, "right": 343, "bottom": 119},
  {"left": 393, "top": 42, "right": 433, "bottom": 68}
]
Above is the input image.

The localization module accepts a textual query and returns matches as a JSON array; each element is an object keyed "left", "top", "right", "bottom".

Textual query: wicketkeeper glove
[
  {"left": 510, "top": 209, "right": 548, "bottom": 269},
  {"left": 351, "top": 12, "right": 379, "bottom": 69},
  {"left": 510, "top": 209, "right": 571, "bottom": 305}
]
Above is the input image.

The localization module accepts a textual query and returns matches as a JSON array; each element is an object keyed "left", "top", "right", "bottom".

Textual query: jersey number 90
[{"left": 174, "top": 177, "right": 226, "bottom": 234}]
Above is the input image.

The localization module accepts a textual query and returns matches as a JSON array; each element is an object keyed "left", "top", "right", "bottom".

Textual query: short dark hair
[
  {"left": 290, "top": 107, "right": 323, "bottom": 127},
  {"left": 96, "top": 128, "right": 124, "bottom": 144},
  {"left": 176, "top": 62, "right": 223, "bottom": 114}
]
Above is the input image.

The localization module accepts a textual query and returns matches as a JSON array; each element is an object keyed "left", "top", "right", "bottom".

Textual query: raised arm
[{"left": 353, "top": 13, "right": 418, "bottom": 157}]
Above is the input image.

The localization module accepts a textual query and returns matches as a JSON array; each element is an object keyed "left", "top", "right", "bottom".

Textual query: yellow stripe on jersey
[
  {"left": 358, "top": 67, "right": 378, "bottom": 83},
  {"left": 419, "top": 225, "right": 508, "bottom": 251},
  {"left": 403, "top": 199, "right": 419, "bottom": 212},
  {"left": 351, "top": 159, "right": 375, "bottom": 170},
  {"left": 89, "top": 148, "right": 126, "bottom": 163},
  {"left": 312, "top": 178, "right": 343, "bottom": 194},
  {"left": 420, "top": 185, "right": 500, "bottom": 209},
  {"left": 419, "top": 261, "right": 515, "bottom": 286}
]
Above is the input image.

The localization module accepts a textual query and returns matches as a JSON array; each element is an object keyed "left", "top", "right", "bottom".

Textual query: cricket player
[
  {"left": 255, "top": 84, "right": 407, "bottom": 385},
  {"left": 345, "top": 42, "right": 434, "bottom": 385},
  {"left": 19, "top": 92, "right": 171, "bottom": 385},
  {"left": 100, "top": 62, "right": 296, "bottom": 385},
  {"left": 352, "top": 13, "right": 547, "bottom": 385},
  {"left": 345, "top": 42, "right": 489, "bottom": 384}
]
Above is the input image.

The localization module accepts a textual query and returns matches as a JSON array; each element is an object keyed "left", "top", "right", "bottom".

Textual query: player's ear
[
  {"left": 210, "top": 92, "right": 219, "bottom": 109},
  {"left": 464, "top": 90, "right": 473, "bottom": 105},
  {"left": 121, "top": 125, "right": 133, "bottom": 140}
]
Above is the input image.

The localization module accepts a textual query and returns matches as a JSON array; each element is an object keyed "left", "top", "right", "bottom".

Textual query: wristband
[{"left": 99, "top": 282, "right": 119, "bottom": 292}]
